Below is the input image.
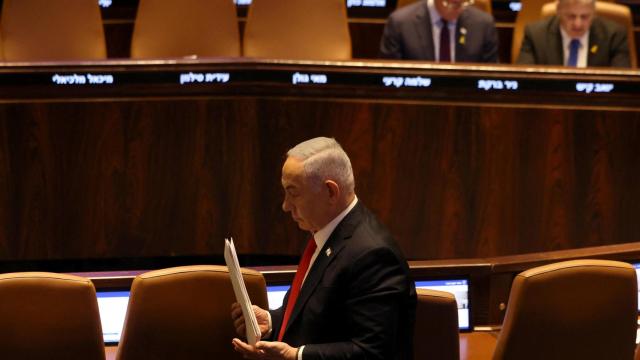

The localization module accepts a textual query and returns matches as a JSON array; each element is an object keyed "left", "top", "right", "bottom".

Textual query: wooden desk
[
  {"left": 2, "top": 59, "right": 640, "bottom": 269},
  {"left": 461, "top": 332, "right": 499, "bottom": 360},
  {"left": 105, "top": 332, "right": 499, "bottom": 360}
]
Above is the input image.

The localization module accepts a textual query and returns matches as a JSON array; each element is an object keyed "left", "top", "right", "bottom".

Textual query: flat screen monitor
[
  {"left": 633, "top": 263, "right": 640, "bottom": 311},
  {"left": 267, "top": 285, "right": 290, "bottom": 310},
  {"left": 96, "top": 290, "right": 130, "bottom": 344},
  {"left": 415, "top": 279, "right": 471, "bottom": 331}
]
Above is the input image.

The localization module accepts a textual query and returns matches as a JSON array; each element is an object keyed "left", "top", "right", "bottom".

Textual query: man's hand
[
  {"left": 231, "top": 303, "right": 271, "bottom": 338},
  {"left": 232, "top": 338, "right": 298, "bottom": 360}
]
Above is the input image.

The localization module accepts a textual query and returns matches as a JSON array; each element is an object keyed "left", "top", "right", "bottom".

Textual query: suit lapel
[
  {"left": 413, "top": 2, "right": 434, "bottom": 60},
  {"left": 455, "top": 10, "right": 468, "bottom": 62},
  {"left": 586, "top": 19, "right": 602, "bottom": 66},
  {"left": 281, "top": 203, "right": 362, "bottom": 337},
  {"left": 548, "top": 17, "right": 565, "bottom": 65}
]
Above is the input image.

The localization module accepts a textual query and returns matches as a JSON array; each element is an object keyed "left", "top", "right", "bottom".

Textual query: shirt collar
[
  {"left": 312, "top": 196, "right": 358, "bottom": 249},
  {"left": 428, "top": 0, "right": 458, "bottom": 27},
  {"left": 560, "top": 27, "right": 590, "bottom": 53}
]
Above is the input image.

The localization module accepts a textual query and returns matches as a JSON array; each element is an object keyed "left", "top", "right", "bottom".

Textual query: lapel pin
[
  {"left": 590, "top": 45, "right": 598, "bottom": 54},
  {"left": 459, "top": 36, "right": 466, "bottom": 45},
  {"left": 459, "top": 27, "right": 467, "bottom": 45},
  {"left": 325, "top": 248, "right": 332, "bottom": 257}
]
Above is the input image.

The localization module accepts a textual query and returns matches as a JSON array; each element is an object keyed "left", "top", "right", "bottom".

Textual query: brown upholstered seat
[
  {"left": 414, "top": 288, "right": 460, "bottom": 360},
  {"left": 0, "top": 28, "right": 4, "bottom": 61},
  {"left": 243, "top": 0, "right": 351, "bottom": 60},
  {"left": 0, "top": 272, "right": 105, "bottom": 360},
  {"left": 492, "top": 259, "right": 637, "bottom": 360},
  {"left": 116, "top": 265, "right": 268, "bottom": 360},
  {"left": 396, "top": 0, "right": 493, "bottom": 14},
  {"left": 510, "top": 0, "right": 556, "bottom": 63},
  {"left": 0, "top": 0, "right": 106, "bottom": 61},
  {"left": 540, "top": 1, "right": 637, "bottom": 68},
  {"left": 130, "top": 0, "right": 241, "bottom": 59}
]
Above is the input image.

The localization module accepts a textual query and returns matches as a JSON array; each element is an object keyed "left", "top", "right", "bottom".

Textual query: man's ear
[{"left": 325, "top": 180, "right": 340, "bottom": 204}]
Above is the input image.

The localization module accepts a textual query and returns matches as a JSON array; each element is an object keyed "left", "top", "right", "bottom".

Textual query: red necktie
[
  {"left": 277, "top": 238, "right": 317, "bottom": 341},
  {"left": 440, "top": 20, "right": 451, "bottom": 62}
]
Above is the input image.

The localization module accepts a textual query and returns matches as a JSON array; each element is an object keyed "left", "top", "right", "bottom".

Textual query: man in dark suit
[
  {"left": 517, "top": 0, "right": 630, "bottom": 67},
  {"left": 231, "top": 137, "right": 416, "bottom": 360},
  {"left": 379, "top": 0, "right": 498, "bottom": 62}
]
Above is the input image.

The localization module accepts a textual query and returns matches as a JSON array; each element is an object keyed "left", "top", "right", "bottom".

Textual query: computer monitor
[
  {"left": 96, "top": 290, "right": 130, "bottom": 344},
  {"left": 415, "top": 279, "right": 471, "bottom": 331},
  {"left": 633, "top": 263, "right": 640, "bottom": 311},
  {"left": 266, "top": 285, "right": 290, "bottom": 310}
]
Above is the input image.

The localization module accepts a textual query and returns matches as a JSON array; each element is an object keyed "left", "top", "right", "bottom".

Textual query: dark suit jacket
[
  {"left": 517, "top": 16, "right": 630, "bottom": 68},
  {"left": 379, "top": 1, "right": 498, "bottom": 62},
  {"left": 269, "top": 202, "right": 416, "bottom": 360}
]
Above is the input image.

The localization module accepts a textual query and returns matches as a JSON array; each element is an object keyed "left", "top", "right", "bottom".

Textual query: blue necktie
[{"left": 567, "top": 39, "right": 580, "bottom": 67}]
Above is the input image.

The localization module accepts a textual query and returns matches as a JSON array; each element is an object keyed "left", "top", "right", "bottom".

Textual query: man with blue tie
[
  {"left": 379, "top": 0, "right": 499, "bottom": 63},
  {"left": 231, "top": 137, "right": 416, "bottom": 360},
  {"left": 517, "top": 0, "right": 630, "bottom": 67}
]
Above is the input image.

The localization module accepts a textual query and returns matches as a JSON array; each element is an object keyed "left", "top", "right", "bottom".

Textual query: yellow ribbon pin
[{"left": 590, "top": 45, "right": 598, "bottom": 54}]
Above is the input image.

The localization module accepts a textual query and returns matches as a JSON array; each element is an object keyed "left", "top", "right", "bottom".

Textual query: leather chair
[
  {"left": 492, "top": 259, "right": 637, "bottom": 360},
  {"left": 0, "top": 28, "right": 4, "bottom": 61},
  {"left": 414, "top": 288, "right": 460, "bottom": 360},
  {"left": 116, "top": 265, "right": 268, "bottom": 360},
  {"left": 396, "top": 0, "right": 493, "bottom": 14},
  {"left": 0, "top": 0, "right": 106, "bottom": 61},
  {"left": 510, "top": 0, "right": 556, "bottom": 63},
  {"left": 540, "top": 1, "right": 637, "bottom": 68},
  {"left": 0, "top": 272, "right": 105, "bottom": 360},
  {"left": 130, "top": 0, "right": 241, "bottom": 59},
  {"left": 243, "top": 0, "right": 351, "bottom": 60}
]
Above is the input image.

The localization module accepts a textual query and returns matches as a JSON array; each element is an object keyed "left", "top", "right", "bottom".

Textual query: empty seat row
[
  {"left": 0, "top": 266, "right": 267, "bottom": 360},
  {"left": 415, "top": 259, "right": 638, "bottom": 360},
  {"left": 1, "top": 259, "right": 637, "bottom": 359},
  {"left": 0, "top": 0, "right": 351, "bottom": 62}
]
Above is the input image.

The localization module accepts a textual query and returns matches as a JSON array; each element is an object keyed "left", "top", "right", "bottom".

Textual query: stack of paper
[{"left": 224, "top": 238, "right": 261, "bottom": 345}]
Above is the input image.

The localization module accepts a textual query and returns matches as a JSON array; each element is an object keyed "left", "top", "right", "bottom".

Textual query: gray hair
[
  {"left": 558, "top": 0, "right": 595, "bottom": 7},
  {"left": 287, "top": 137, "right": 355, "bottom": 194}
]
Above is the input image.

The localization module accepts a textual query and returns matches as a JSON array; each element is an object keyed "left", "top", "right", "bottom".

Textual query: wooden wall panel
[{"left": 1, "top": 98, "right": 639, "bottom": 263}]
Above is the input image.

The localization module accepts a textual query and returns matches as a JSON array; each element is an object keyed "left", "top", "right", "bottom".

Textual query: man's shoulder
[
  {"left": 525, "top": 15, "right": 557, "bottom": 33},
  {"left": 388, "top": 1, "right": 426, "bottom": 22},
  {"left": 460, "top": 5, "right": 495, "bottom": 26},
  {"left": 591, "top": 16, "right": 627, "bottom": 37}
]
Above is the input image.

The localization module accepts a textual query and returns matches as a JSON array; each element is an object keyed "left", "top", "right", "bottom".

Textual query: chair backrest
[
  {"left": 130, "top": 0, "right": 240, "bottom": 59},
  {"left": 0, "top": 272, "right": 105, "bottom": 360},
  {"left": 492, "top": 259, "right": 637, "bottom": 360},
  {"left": 243, "top": 0, "right": 351, "bottom": 60},
  {"left": 511, "top": 0, "right": 555, "bottom": 63},
  {"left": 0, "top": 28, "right": 4, "bottom": 61},
  {"left": 116, "top": 265, "right": 268, "bottom": 360},
  {"left": 540, "top": 1, "right": 637, "bottom": 68},
  {"left": 414, "top": 288, "right": 460, "bottom": 360},
  {"left": 395, "top": 0, "right": 493, "bottom": 14},
  {"left": 0, "top": 0, "right": 106, "bottom": 61}
]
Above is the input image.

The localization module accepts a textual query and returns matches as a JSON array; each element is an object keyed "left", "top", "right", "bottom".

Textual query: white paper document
[{"left": 224, "top": 238, "right": 261, "bottom": 345}]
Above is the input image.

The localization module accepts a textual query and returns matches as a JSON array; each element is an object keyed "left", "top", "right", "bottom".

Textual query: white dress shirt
[
  {"left": 560, "top": 28, "right": 590, "bottom": 68},
  {"left": 428, "top": 0, "right": 457, "bottom": 62}
]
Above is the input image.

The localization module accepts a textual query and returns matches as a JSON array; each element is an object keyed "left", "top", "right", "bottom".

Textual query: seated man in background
[
  {"left": 379, "top": 0, "right": 499, "bottom": 63},
  {"left": 231, "top": 137, "right": 416, "bottom": 360},
  {"left": 517, "top": 0, "right": 630, "bottom": 67}
]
